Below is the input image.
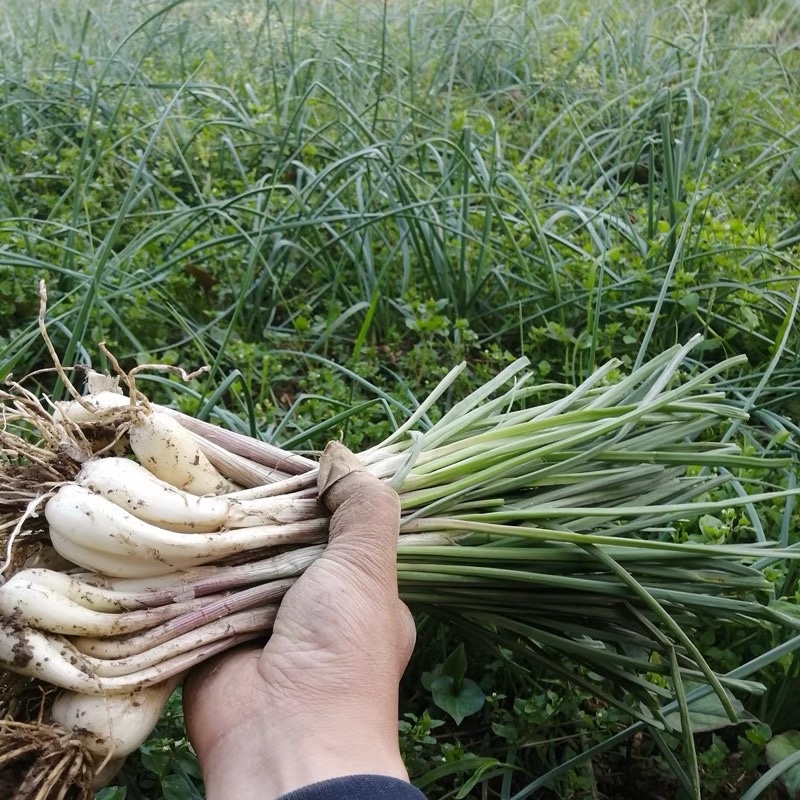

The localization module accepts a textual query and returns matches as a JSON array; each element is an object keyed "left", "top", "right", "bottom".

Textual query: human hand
[{"left": 183, "top": 442, "right": 416, "bottom": 800}]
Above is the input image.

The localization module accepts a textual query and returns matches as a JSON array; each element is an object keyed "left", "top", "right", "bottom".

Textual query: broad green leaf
[
  {"left": 766, "top": 731, "right": 800, "bottom": 797},
  {"left": 95, "top": 789, "right": 126, "bottom": 800},
  {"left": 420, "top": 670, "right": 437, "bottom": 692},
  {"left": 428, "top": 675, "right": 486, "bottom": 724},
  {"left": 698, "top": 514, "right": 725, "bottom": 539},
  {"left": 663, "top": 682, "right": 756, "bottom": 733},
  {"left": 161, "top": 772, "right": 204, "bottom": 800},
  {"left": 440, "top": 643, "right": 468, "bottom": 684},
  {"left": 746, "top": 723, "right": 772, "bottom": 747},
  {"left": 139, "top": 743, "right": 171, "bottom": 778}
]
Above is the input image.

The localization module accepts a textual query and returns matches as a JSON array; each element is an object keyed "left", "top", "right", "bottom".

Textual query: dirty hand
[{"left": 183, "top": 443, "right": 416, "bottom": 800}]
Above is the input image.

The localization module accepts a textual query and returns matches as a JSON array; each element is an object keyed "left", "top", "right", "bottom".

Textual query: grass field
[{"left": 2, "top": 0, "right": 800, "bottom": 797}]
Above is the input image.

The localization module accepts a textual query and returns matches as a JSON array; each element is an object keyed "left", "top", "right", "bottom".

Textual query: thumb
[{"left": 318, "top": 441, "right": 400, "bottom": 584}]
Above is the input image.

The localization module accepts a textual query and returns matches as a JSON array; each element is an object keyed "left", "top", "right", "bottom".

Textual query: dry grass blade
[{"left": 0, "top": 395, "right": 79, "bottom": 580}]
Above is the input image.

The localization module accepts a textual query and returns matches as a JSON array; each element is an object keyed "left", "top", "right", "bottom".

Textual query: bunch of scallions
[{"left": 1, "top": 333, "right": 799, "bottom": 799}]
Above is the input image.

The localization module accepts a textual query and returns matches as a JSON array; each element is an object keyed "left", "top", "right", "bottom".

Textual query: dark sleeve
[{"left": 277, "top": 774, "right": 426, "bottom": 800}]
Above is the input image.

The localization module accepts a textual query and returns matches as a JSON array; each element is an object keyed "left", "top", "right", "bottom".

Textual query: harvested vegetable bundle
[{"left": 1, "top": 334, "right": 799, "bottom": 797}]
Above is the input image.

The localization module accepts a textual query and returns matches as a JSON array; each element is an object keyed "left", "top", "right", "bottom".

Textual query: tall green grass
[{"left": 1, "top": 0, "right": 798, "bottom": 392}]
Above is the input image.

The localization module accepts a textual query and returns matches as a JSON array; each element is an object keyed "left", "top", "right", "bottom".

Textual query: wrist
[{"left": 200, "top": 718, "right": 408, "bottom": 800}]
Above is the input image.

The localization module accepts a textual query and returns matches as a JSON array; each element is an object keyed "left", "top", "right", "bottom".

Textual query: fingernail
[{"left": 318, "top": 441, "right": 364, "bottom": 499}]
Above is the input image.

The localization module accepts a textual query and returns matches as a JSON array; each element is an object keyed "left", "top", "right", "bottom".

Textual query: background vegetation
[{"left": 1, "top": 0, "right": 799, "bottom": 796}]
